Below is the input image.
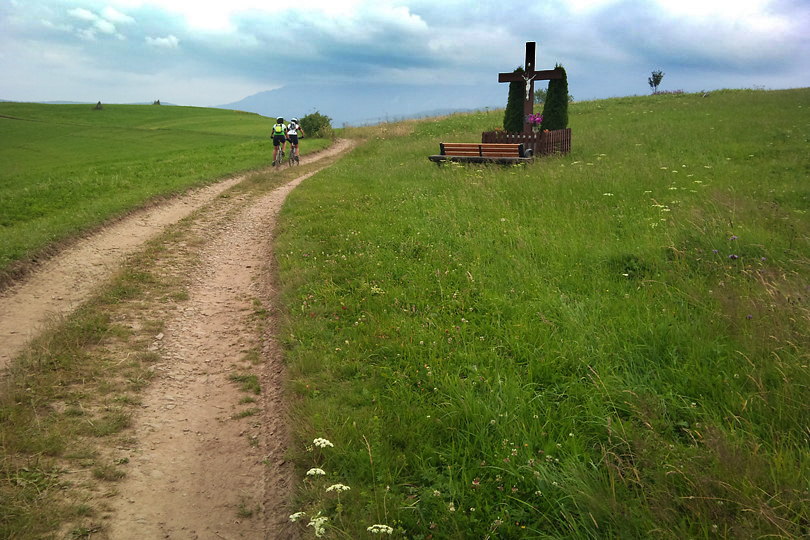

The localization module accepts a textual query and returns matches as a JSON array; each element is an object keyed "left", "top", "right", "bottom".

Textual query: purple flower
[
  {"left": 712, "top": 249, "right": 719, "bottom": 254},
  {"left": 728, "top": 254, "right": 739, "bottom": 260},
  {"left": 746, "top": 314, "right": 753, "bottom": 320},
  {"left": 729, "top": 235, "right": 738, "bottom": 240}
]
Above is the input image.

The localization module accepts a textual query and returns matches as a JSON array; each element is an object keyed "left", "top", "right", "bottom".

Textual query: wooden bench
[{"left": 428, "top": 143, "right": 534, "bottom": 165}]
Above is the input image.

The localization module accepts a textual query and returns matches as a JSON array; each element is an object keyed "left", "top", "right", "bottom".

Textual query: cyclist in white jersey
[{"left": 286, "top": 118, "right": 305, "bottom": 163}]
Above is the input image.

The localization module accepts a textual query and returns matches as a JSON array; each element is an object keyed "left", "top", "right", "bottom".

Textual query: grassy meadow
[
  {"left": 0, "top": 102, "right": 329, "bottom": 285},
  {"left": 276, "top": 89, "right": 809, "bottom": 538}
]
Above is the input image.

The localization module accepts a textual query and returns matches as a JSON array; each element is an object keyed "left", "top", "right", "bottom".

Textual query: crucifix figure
[{"left": 498, "top": 42, "right": 563, "bottom": 133}]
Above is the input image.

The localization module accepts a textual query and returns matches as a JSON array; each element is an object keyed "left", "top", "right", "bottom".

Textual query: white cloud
[
  {"left": 101, "top": 7, "right": 135, "bottom": 24},
  {"left": 67, "top": 7, "right": 97, "bottom": 22},
  {"left": 145, "top": 35, "right": 180, "bottom": 48},
  {"left": 303, "top": 4, "right": 428, "bottom": 44},
  {"left": 94, "top": 18, "right": 117, "bottom": 34},
  {"left": 65, "top": 6, "right": 126, "bottom": 40}
]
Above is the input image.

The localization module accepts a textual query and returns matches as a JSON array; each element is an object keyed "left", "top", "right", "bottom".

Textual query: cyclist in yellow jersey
[{"left": 271, "top": 117, "right": 287, "bottom": 165}]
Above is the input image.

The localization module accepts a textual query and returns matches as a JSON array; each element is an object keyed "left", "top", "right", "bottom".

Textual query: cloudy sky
[{"left": 1, "top": 0, "right": 808, "bottom": 110}]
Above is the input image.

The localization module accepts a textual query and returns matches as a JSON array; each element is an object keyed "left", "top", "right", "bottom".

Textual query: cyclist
[
  {"left": 271, "top": 117, "right": 287, "bottom": 165},
  {"left": 287, "top": 117, "right": 305, "bottom": 163}
]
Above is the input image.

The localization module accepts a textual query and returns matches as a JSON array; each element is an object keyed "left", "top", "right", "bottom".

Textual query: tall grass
[
  {"left": 276, "top": 89, "right": 809, "bottom": 538},
  {"left": 0, "top": 102, "right": 329, "bottom": 284}
]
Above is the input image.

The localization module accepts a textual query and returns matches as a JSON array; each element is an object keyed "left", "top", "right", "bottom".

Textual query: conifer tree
[
  {"left": 540, "top": 64, "right": 568, "bottom": 131},
  {"left": 503, "top": 67, "right": 525, "bottom": 133}
]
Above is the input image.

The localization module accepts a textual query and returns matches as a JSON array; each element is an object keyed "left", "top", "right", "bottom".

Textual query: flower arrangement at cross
[{"left": 527, "top": 113, "right": 543, "bottom": 127}]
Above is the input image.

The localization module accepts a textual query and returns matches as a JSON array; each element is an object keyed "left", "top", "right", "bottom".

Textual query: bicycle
[
  {"left": 273, "top": 148, "right": 284, "bottom": 167},
  {"left": 287, "top": 147, "right": 299, "bottom": 167}
]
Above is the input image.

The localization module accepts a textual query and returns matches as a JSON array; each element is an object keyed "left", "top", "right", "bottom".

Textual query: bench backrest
[{"left": 441, "top": 143, "right": 526, "bottom": 158}]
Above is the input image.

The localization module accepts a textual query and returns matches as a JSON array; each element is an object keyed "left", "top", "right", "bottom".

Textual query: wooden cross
[{"left": 498, "top": 42, "right": 563, "bottom": 133}]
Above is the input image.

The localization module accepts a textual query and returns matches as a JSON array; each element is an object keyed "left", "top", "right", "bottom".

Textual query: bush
[
  {"left": 300, "top": 111, "right": 334, "bottom": 139},
  {"left": 503, "top": 67, "right": 525, "bottom": 133},
  {"left": 540, "top": 64, "right": 569, "bottom": 131}
]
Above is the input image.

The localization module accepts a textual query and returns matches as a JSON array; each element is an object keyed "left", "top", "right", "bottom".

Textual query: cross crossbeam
[{"left": 498, "top": 42, "right": 563, "bottom": 133}]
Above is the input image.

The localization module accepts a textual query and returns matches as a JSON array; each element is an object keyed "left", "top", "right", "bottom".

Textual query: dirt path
[
  {"left": 0, "top": 140, "right": 351, "bottom": 369},
  {"left": 104, "top": 168, "right": 326, "bottom": 539},
  {"left": 0, "top": 139, "right": 354, "bottom": 538}
]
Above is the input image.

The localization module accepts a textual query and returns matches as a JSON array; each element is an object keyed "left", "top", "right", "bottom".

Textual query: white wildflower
[
  {"left": 370, "top": 285, "right": 385, "bottom": 295},
  {"left": 289, "top": 511, "right": 306, "bottom": 522},
  {"left": 306, "top": 468, "right": 326, "bottom": 476},
  {"left": 325, "top": 483, "right": 351, "bottom": 492},
  {"left": 308, "top": 514, "right": 329, "bottom": 537},
  {"left": 367, "top": 524, "right": 394, "bottom": 534},
  {"left": 313, "top": 438, "right": 334, "bottom": 448}
]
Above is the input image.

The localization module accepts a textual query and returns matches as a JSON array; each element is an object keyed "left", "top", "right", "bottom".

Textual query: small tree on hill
[
  {"left": 534, "top": 87, "right": 548, "bottom": 104},
  {"left": 540, "top": 64, "right": 568, "bottom": 131},
  {"left": 649, "top": 70, "right": 664, "bottom": 94},
  {"left": 300, "top": 111, "right": 334, "bottom": 139},
  {"left": 503, "top": 67, "right": 525, "bottom": 133}
]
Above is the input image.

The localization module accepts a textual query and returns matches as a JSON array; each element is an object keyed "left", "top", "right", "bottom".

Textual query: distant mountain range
[
  {"left": 2, "top": 83, "right": 508, "bottom": 127},
  {"left": 216, "top": 83, "right": 506, "bottom": 127}
]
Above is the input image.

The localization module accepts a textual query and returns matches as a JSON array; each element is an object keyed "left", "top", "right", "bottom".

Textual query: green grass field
[
  {"left": 276, "top": 89, "right": 809, "bottom": 537},
  {"left": 0, "top": 102, "right": 329, "bottom": 285}
]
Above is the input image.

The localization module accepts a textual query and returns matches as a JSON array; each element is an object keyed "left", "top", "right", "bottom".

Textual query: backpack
[{"left": 273, "top": 124, "right": 284, "bottom": 135}]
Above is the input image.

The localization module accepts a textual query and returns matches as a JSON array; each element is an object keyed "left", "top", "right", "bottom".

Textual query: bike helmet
[
  {"left": 291, "top": 117, "right": 299, "bottom": 123},
  {"left": 277, "top": 117, "right": 283, "bottom": 123}
]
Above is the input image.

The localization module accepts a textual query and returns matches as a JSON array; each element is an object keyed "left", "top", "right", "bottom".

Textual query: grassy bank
[
  {"left": 276, "top": 89, "right": 809, "bottom": 537},
  {"left": 0, "top": 102, "right": 329, "bottom": 285}
]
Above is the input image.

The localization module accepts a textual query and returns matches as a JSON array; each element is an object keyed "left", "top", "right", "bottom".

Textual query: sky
[{"left": 1, "top": 0, "right": 808, "bottom": 115}]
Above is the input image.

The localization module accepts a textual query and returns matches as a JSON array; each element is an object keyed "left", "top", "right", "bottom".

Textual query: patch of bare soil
[{"left": 0, "top": 140, "right": 354, "bottom": 538}]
